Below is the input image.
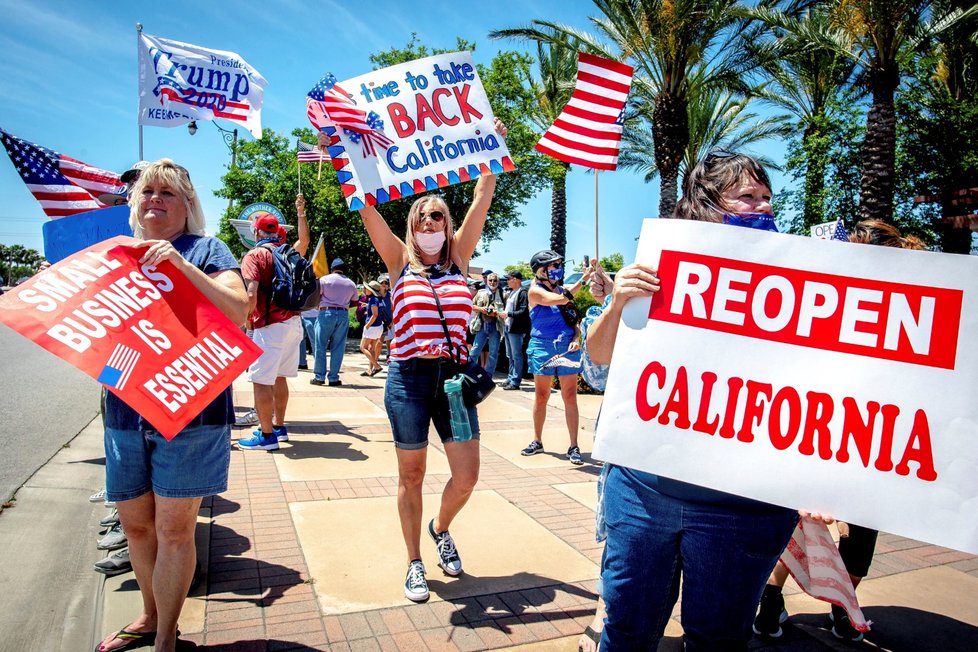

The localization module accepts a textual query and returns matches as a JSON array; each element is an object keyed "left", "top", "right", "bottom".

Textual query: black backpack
[{"left": 261, "top": 244, "right": 320, "bottom": 312}]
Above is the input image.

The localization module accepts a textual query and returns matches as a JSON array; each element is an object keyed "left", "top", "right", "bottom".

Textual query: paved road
[{"left": 0, "top": 323, "right": 101, "bottom": 501}]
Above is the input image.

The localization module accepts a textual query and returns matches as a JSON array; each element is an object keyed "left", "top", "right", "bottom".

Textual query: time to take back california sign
[
  {"left": 593, "top": 219, "right": 978, "bottom": 554},
  {"left": 0, "top": 237, "right": 261, "bottom": 440}
]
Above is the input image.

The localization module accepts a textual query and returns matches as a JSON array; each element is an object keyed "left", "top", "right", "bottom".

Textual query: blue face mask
[
  {"left": 722, "top": 212, "right": 779, "bottom": 232},
  {"left": 547, "top": 267, "right": 564, "bottom": 283}
]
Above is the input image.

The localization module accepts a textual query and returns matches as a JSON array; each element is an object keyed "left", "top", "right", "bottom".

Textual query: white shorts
[
  {"left": 247, "top": 316, "right": 303, "bottom": 385},
  {"left": 363, "top": 325, "right": 383, "bottom": 340}
]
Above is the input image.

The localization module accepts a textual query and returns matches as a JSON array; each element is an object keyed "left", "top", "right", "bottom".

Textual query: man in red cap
[{"left": 237, "top": 196, "right": 310, "bottom": 451}]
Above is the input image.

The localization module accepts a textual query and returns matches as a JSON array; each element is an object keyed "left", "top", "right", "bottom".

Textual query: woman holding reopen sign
[
  {"left": 356, "top": 118, "right": 506, "bottom": 603},
  {"left": 583, "top": 152, "right": 802, "bottom": 652},
  {"left": 97, "top": 160, "right": 248, "bottom": 652}
]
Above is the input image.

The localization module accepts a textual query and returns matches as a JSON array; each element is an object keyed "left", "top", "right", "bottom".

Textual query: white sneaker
[
  {"left": 234, "top": 409, "right": 259, "bottom": 427},
  {"left": 404, "top": 560, "right": 429, "bottom": 602}
]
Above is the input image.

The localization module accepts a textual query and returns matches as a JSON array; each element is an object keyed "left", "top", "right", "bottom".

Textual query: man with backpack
[
  {"left": 311, "top": 257, "right": 358, "bottom": 387},
  {"left": 237, "top": 196, "right": 310, "bottom": 451}
]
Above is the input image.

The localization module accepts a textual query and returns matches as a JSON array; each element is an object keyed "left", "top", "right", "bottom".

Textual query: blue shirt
[{"left": 104, "top": 234, "right": 240, "bottom": 431}]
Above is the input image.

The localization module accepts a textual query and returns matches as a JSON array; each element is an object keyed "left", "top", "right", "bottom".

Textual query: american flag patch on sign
[{"left": 97, "top": 343, "right": 141, "bottom": 390}]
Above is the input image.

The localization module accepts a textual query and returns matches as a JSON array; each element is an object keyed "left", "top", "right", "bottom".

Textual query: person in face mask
[
  {"left": 355, "top": 118, "right": 507, "bottom": 603},
  {"left": 582, "top": 151, "right": 812, "bottom": 652},
  {"left": 519, "top": 249, "right": 590, "bottom": 465}
]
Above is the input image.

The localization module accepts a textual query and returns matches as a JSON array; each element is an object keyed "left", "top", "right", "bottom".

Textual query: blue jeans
[
  {"left": 505, "top": 332, "right": 524, "bottom": 386},
  {"left": 470, "top": 322, "right": 500, "bottom": 375},
  {"left": 314, "top": 309, "right": 349, "bottom": 382},
  {"left": 600, "top": 465, "right": 798, "bottom": 652},
  {"left": 299, "top": 314, "right": 317, "bottom": 367},
  {"left": 384, "top": 357, "right": 480, "bottom": 450}
]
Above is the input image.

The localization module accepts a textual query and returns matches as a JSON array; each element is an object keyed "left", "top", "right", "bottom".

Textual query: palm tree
[
  {"left": 618, "top": 71, "right": 790, "bottom": 183},
  {"left": 531, "top": 37, "right": 578, "bottom": 257},
  {"left": 742, "top": 3, "right": 856, "bottom": 229},
  {"left": 492, "top": 0, "right": 748, "bottom": 218},
  {"left": 828, "top": 0, "right": 969, "bottom": 223}
]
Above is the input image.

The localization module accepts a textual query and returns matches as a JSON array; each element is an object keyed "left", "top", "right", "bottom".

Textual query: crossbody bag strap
[{"left": 426, "top": 278, "right": 462, "bottom": 365}]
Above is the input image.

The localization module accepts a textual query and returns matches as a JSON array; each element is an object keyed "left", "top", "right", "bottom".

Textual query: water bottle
[{"left": 444, "top": 374, "right": 473, "bottom": 442}]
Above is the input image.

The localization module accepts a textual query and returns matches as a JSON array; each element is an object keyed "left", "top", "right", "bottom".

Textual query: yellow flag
[{"left": 311, "top": 235, "right": 329, "bottom": 278}]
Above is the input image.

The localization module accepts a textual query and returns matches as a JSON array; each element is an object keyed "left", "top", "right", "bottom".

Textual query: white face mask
[{"left": 415, "top": 230, "right": 446, "bottom": 255}]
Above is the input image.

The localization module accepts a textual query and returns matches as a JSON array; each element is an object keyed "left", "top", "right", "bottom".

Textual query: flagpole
[
  {"left": 136, "top": 23, "right": 144, "bottom": 161},
  {"left": 297, "top": 154, "right": 302, "bottom": 196},
  {"left": 594, "top": 169, "right": 600, "bottom": 262}
]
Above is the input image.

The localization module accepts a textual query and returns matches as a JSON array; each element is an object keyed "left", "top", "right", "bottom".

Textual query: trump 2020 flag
[
  {"left": 535, "top": 52, "right": 633, "bottom": 171},
  {"left": 0, "top": 128, "right": 124, "bottom": 218},
  {"left": 138, "top": 33, "right": 267, "bottom": 138}
]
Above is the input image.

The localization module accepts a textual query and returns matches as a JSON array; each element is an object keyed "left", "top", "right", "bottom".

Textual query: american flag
[
  {"left": 535, "top": 53, "right": 634, "bottom": 171},
  {"left": 297, "top": 139, "right": 327, "bottom": 164},
  {"left": 306, "top": 73, "right": 393, "bottom": 158},
  {"left": 779, "top": 519, "right": 870, "bottom": 633},
  {"left": 831, "top": 219, "right": 850, "bottom": 242},
  {"left": 0, "top": 128, "right": 123, "bottom": 218},
  {"left": 97, "top": 343, "right": 142, "bottom": 391}
]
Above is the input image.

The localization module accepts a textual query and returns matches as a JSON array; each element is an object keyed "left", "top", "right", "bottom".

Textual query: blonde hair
[
  {"left": 128, "top": 159, "right": 205, "bottom": 239},
  {"left": 404, "top": 194, "right": 456, "bottom": 274},
  {"left": 849, "top": 220, "right": 925, "bottom": 250}
]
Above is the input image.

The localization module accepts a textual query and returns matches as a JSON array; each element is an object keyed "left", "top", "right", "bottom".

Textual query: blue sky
[{"left": 0, "top": 0, "right": 789, "bottom": 272}]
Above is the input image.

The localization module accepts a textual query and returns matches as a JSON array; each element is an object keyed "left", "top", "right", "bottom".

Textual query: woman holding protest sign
[
  {"left": 97, "top": 159, "right": 248, "bottom": 652},
  {"left": 583, "top": 152, "right": 807, "bottom": 652},
  {"left": 356, "top": 118, "right": 506, "bottom": 602}
]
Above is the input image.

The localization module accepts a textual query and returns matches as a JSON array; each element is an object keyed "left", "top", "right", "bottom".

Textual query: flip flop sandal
[
  {"left": 578, "top": 625, "right": 601, "bottom": 652},
  {"left": 95, "top": 627, "right": 156, "bottom": 652}
]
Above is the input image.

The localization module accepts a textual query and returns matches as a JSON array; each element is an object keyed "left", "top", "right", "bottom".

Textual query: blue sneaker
[
  {"left": 237, "top": 430, "right": 279, "bottom": 451},
  {"left": 273, "top": 425, "right": 288, "bottom": 442}
]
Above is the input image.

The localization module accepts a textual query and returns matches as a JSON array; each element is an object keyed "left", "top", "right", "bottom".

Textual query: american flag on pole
[
  {"left": 0, "top": 128, "right": 123, "bottom": 218},
  {"left": 306, "top": 73, "right": 394, "bottom": 158},
  {"left": 297, "top": 140, "right": 328, "bottom": 164},
  {"left": 535, "top": 53, "right": 634, "bottom": 171}
]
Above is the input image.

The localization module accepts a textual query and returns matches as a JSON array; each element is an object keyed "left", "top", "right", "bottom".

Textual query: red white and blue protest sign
[
  {"left": 305, "top": 52, "right": 515, "bottom": 210},
  {"left": 0, "top": 236, "right": 261, "bottom": 440}
]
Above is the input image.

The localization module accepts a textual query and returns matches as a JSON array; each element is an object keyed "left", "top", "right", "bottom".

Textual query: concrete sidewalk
[{"left": 94, "top": 351, "right": 978, "bottom": 651}]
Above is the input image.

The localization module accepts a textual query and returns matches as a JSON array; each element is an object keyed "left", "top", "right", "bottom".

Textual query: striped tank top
[{"left": 390, "top": 263, "right": 472, "bottom": 362}]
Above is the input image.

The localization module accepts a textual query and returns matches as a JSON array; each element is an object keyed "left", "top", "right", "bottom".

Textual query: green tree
[
  {"left": 504, "top": 261, "right": 534, "bottom": 279},
  {"left": 741, "top": 2, "right": 856, "bottom": 230},
  {"left": 827, "top": 0, "right": 972, "bottom": 223},
  {"left": 0, "top": 243, "right": 44, "bottom": 285}
]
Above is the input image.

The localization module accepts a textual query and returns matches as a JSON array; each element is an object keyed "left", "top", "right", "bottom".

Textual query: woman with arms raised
[{"left": 356, "top": 118, "right": 506, "bottom": 602}]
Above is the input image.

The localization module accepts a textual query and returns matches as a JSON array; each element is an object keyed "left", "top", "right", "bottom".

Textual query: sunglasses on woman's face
[{"left": 419, "top": 211, "right": 444, "bottom": 223}]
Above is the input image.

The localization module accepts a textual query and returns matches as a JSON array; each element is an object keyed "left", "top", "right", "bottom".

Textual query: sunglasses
[{"left": 418, "top": 211, "right": 444, "bottom": 223}]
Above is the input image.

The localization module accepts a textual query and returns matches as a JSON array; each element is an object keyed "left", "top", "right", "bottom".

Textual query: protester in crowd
[
  {"left": 519, "top": 250, "right": 588, "bottom": 465},
  {"left": 583, "top": 151, "right": 810, "bottom": 651},
  {"left": 236, "top": 196, "right": 309, "bottom": 451},
  {"left": 312, "top": 257, "right": 358, "bottom": 386},
  {"left": 377, "top": 274, "right": 394, "bottom": 362},
  {"left": 96, "top": 159, "right": 249, "bottom": 652},
  {"left": 499, "top": 270, "right": 529, "bottom": 390},
  {"left": 359, "top": 280, "right": 384, "bottom": 376},
  {"left": 470, "top": 272, "right": 506, "bottom": 375},
  {"left": 97, "top": 160, "right": 150, "bottom": 207},
  {"left": 298, "top": 305, "right": 318, "bottom": 371},
  {"left": 752, "top": 219, "right": 926, "bottom": 644},
  {"left": 355, "top": 118, "right": 506, "bottom": 602}
]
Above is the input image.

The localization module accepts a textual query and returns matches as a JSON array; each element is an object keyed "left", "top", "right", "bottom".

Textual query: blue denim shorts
[
  {"left": 527, "top": 336, "right": 581, "bottom": 377},
  {"left": 384, "top": 358, "right": 481, "bottom": 450},
  {"left": 104, "top": 424, "right": 231, "bottom": 501}
]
